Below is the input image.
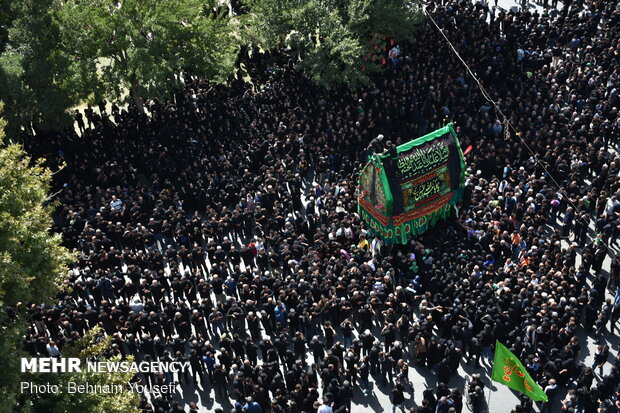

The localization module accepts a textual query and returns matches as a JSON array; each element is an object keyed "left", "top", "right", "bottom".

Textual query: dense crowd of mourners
[{"left": 15, "top": 0, "right": 620, "bottom": 411}]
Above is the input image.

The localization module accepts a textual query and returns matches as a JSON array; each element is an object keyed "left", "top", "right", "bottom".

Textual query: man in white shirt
[{"left": 605, "top": 195, "right": 619, "bottom": 217}]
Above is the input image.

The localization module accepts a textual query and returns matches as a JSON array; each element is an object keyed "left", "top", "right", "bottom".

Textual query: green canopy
[{"left": 357, "top": 123, "right": 465, "bottom": 244}]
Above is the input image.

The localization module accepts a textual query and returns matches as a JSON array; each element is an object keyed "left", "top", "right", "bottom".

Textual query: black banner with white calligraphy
[{"left": 382, "top": 129, "right": 463, "bottom": 216}]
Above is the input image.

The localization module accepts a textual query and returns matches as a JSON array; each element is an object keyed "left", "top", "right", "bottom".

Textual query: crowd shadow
[
  {"left": 353, "top": 386, "right": 388, "bottom": 413},
  {"left": 180, "top": 382, "right": 200, "bottom": 405}
]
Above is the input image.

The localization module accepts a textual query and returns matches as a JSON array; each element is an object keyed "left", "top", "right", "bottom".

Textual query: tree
[
  {"left": 0, "top": 110, "right": 137, "bottom": 412},
  {"left": 54, "top": 0, "right": 241, "bottom": 113},
  {"left": 0, "top": 0, "right": 71, "bottom": 137},
  {"left": 243, "top": 0, "right": 424, "bottom": 90},
  {"left": 0, "top": 0, "right": 16, "bottom": 53},
  {"left": 0, "top": 112, "right": 75, "bottom": 410},
  {"left": 0, "top": 50, "right": 36, "bottom": 139},
  {"left": 24, "top": 326, "right": 140, "bottom": 413},
  {"left": 0, "top": 102, "right": 6, "bottom": 141}
]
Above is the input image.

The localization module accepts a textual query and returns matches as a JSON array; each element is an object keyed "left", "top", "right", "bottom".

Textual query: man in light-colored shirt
[
  {"left": 47, "top": 340, "right": 60, "bottom": 357},
  {"left": 317, "top": 403, "right": 333, "bottom": 413},
  {"left": 110, "top": 195, "right": 123, "bottom": 211},
  {"left": 605, "top": 195, "right": 619, "bottom": 217}
]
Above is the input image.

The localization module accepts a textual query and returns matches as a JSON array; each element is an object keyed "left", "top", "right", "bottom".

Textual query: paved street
[
  {"left": 161, "top": 186, "right": 619, "bottom": 413},
  {"left": 145, "top": 0, "right": 620, "bottom": 411},
  {"left": 167, "top": 272, "right": 618, "bottom": 413}
]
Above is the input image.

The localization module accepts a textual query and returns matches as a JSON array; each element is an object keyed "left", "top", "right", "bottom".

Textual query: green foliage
[
  {"left": 0, "top": 0, "right": 422, "bottom": 130},
  {"left": 0, "top": 0, "right": 241, "bottom": 132},
  {"left": 50, "top": 355, "right": 140, "bottom": 413},
  {"left": 31, "top": 326, "right": 140, "bottom": 413},
  {"left": 0, "top": 0, "right": 16, "bottom": 52},
  {"left": 17, "top": 327, "right": 140, "bottom": 413},
  {"left": 242, "top": 0, "right": 300, "bottom": 51},
  {"left": 0, "top": 50, "right": 35, "bottom": 139},
  {"left": 346, "top": 0, "right": 423, "bottom": 43},
  {"left": 243, "top": 0, "right": 423, "bottom": 89},
  {"left": 0, "top": 141, "right": 74, "bottom": 411},
  {"left": 0, "top": 144, "right": 73, "bottom": 306},
  {"left": 0, "top": 141, "right": 136, "bottom": 412},
  {"left": 54, "top": 0, "right": 240, "bottom": 110},
  {"left": 0, "top": 102, "right": 6, "bottom": 141},
  {"left": 62, "top": 326, "right": 112, "bottom": 360},
  {"left": 295, "top": 7, "right": 368, "bottom": 90},
  {"left": 0, "top": 0, "right": 72, "bottom": 136},
  {"left": 0, "top": 125, "right": 137, "bottom": 412},
  {"left": 0, "top": 313, "right": 27, "bottom": 413}
]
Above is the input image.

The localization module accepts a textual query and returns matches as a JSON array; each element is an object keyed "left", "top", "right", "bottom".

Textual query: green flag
[{"left": 491, "top": 340, "right": 548, "bottom": 402}]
